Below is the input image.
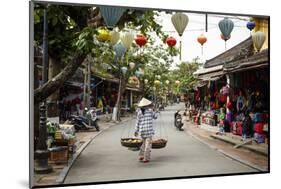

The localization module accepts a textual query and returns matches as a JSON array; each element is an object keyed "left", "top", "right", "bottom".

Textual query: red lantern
[
  {"left": 220, "top": 33, "right": 231, "bottom": 41},
  {"left": 197, "top": 34, "right": 207, "bottom": 46},
  {"left": 166, "top": 36, "right": 177, "bottom": 47},
  {"left": 135, "top": 34, "right": 147, "bottom": 47}
]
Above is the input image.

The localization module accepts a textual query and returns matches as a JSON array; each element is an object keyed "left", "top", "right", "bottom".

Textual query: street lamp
[{"left": 34, "top": 7, "right": 53, "bottom": 174}]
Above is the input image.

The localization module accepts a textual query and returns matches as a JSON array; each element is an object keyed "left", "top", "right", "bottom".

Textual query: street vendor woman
[{"left": 134, "top": 97, "right": 158, "bottom": 163}]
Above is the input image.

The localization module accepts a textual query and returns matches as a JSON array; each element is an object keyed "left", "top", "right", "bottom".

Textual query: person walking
[{"left": 134, "top": 98, "right": 158, "bottom": 163}]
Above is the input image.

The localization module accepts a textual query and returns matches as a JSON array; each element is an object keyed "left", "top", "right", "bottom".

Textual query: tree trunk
[
  {"left": 34, "top": 52, "right": 86, "bottom": 104},
  {"left": 47, "top": 57, "right": 61, "bottom": 118},
  {"left": 113, "top": 77, "right": 127, "bottom": 121}
]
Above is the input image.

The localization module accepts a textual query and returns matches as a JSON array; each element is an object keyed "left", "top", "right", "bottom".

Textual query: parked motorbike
[
  {"left": 69, "top": 115, "right": 100, "bottom": 131},
  {"left": 159, "top": 103, "right": 165, "bottom": 111},
  {"left": 174, "top": 110, "right": 184, "bottom": 131}
]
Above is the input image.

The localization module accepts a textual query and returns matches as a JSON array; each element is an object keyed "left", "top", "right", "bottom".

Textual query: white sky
[{"left": 153, "top": 12, "right": 251, "bottom": 68}]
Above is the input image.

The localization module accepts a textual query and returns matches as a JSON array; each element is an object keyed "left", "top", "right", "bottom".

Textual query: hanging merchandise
[
  {"left": 252, "top": 31, "right": 266, "bottom": 52},
  {"left": 171, "top": 12, "right": 189, "bottom": 61},
  {"left": 99, "top": 6, "right": 126, "bottom": 29},
  {"left": 135, "top": 34, "right": 147, "bottom": 47},
  {"left": 144, "top": 79, "right": 148, "bottom": 84},
  {"left": 166, "top": 36, "right": 177, "bottom": 47},
  {"left": 246, "top": 21, "right": 256, "bottom": 31},
  {"left": 154, "top": 80, "right": 161, "bottom": 86},
  {"left": 96, "top": 28, "right": 111, "bottom": 41},
  {"left": 121, "top": 66, "right": 128, "bottom": 75},
  {"left": 197, "top": 34, "right": 207, "bottom": 56},
  {"left": 110, "top": 30, "right": 120, "bottom": 45},
  {"left": 218, "top": 18, "right": 234, "bottom": 50},
  {"left": 129, "top": 62, "right": 135, "bottom": 70},
  {"left": 113, "top": 42, "right": 126, "bottom": 61},
  {"left": 121, "top": 32, "right": 134, "bottom": 50}
]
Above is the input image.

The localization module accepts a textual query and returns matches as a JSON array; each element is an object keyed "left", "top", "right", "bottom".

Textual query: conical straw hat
[{"left": 138, "top": 98, "right": 152, "bottom": 107}]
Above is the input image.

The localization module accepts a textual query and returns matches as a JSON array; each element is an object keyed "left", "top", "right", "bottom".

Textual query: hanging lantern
[
  {"left": 166, "top": 37, "right": 177, "bottom": 47},
  {"left": 121, "top": 66, "right": 128, "bottom": 75},
  {"left": 175, "top": 80, "right": 180, "bottom": 85},
  {"left": 252, "top": 31, "right": 266, "bottom": 52},
  {"left": 128, "top": 76, "right": 139, "bottom": 85},
  {"left": 171, "top": 13, "right": 189, "bottom": 37},
  {"left": 171, "top": 12, "right": 189, "bottom": 61},
  {"left": 110, "top": 30, "right": 120, "bottom": 45},
  {"left": 218, "top": 18, "right": 234, "bottom": 40},
  {"left": 96, "top": 29, "right": 111, "bottom": 41},
  {"left": 220, "top": 33, "right": 231, "bottom": 41},
  {"left": 165, "top": 80, "right": 170, "bottom": 85},
  {"left": 154, "top": 80, "right": 161, "bottom": 86},
  {"left": 129, "top": 62, "right": 135, "bottom": 70},
  {"left": 135, "top": 34, "right": 147, "bottom": 47},
  {"left": 246, "top": 21, "right": 256, "bottom": 31},
  {"left": 135, "top": 70, "right": 140, "bottom": 77},
  {"left": 144, "top": 79, "right": 148, "bottom": 84},
  {"left": 113, "top": 42, "right": 126, "bottom": 60},
  {"left": 197, "top": 34, "right": 207, "bottom": 56},
  {"left": 99, "top": 6, "right": 126, "bottom": 29},
  {"left": 121, "top": 32, "right": 134, "bottom": 50},
  {"left": 156, "top": 75, "right": 161, "bottom": 80}
]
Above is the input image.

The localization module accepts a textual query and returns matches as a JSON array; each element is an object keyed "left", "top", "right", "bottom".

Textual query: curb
[
  {"left": 185, "top": 128, "right": 268, "bottom": 172},
  {"left": 210, "top": 134, "right": 268, "bottom": 156},
  {"left": 56, "top": 117, "right": 133, "bottom": 184}
]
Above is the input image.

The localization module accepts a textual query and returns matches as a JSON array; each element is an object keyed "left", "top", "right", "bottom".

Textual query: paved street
[{"left": 64, "top": 103, "right": 259, "bottom": 184}]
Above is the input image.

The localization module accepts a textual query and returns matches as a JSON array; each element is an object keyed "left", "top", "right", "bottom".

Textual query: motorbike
[
  {"left": 69, "top": 115, "right": 100, "bottom": 131},
  {"left": 174, "top": 110, "right": 184, "bottom": 131},
  {"left": 159, "top": 103, "right": 165, "bottom": 111}
]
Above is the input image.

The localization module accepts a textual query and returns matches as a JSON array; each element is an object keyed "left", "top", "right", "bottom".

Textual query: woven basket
[
  {"left": 121, "top": 138, "right": 143, "bottom": 148},
  {"left": 152, "top": 139, "right": 167, "bottom": 149}
]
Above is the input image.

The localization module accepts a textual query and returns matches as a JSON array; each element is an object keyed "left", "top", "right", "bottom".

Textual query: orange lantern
[{"left": 197, "top": 34, "right": 207, "bottom": 55}]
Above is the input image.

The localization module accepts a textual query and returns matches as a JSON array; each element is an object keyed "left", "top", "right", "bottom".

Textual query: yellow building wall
[{"left": 253, "top": 18, "right": 269, "bottom": 51}]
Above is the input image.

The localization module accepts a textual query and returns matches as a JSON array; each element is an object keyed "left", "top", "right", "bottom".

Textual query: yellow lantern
[
  {"left": 154, "top": 80, "right": 161, "bottom": 86},
  {"left": 96, "top": 29, "right": 111, "bottom": 42}
]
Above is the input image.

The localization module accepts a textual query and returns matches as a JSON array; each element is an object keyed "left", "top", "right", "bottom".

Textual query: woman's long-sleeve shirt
[{"left": 135, "top": 109, "right": 157, "bottom": 138}]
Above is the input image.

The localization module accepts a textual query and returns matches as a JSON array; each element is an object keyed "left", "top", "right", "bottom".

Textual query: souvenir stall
[
  {"left": 225, "top": 67, "right": 269, "bottom": 140},
  {"left": 200, "top": 76, "right": 227, "bottom": 127}
]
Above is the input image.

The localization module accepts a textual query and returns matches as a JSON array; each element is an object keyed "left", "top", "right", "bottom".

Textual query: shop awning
[
  {"left": 197, "top": 70, "right": 224, "bottom": 81},
  {"left": 193, "top": 65, "right": 223, "bottom": 76}
]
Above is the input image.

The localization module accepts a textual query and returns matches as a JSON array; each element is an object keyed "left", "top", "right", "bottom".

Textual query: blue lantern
[
  {"left": 246, "top": 21, "right": 256, "bottom": 31},
  {"left": 135, "top": 70, "right": 141, "bottom": 77},
  {"left": 218, "top": 18, "right": 234, "bottom": 39},
  {"left": 114, "top": 42, "right": 126, "bottom": 60},
  {"left": 99, "top": 6, "right": 126, "bottom": 29}
]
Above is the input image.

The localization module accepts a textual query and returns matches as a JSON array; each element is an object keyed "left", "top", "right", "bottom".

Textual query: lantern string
[
  {"left": 201, "top": 45, "right": 203, "bottom": 56},
  {"left": 180, "top": 40, "right": 182, "bottom": 61}
]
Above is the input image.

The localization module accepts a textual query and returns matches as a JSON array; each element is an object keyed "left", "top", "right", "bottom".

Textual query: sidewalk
[
  {"left": 33, "top": 115, "right": 133, "bottom": 186},
  {"left": 183, "top": 116, "right": 269, "bottom": 171}
]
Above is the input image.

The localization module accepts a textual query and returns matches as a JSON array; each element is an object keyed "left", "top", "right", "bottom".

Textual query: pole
[
  {"left": 87, "top": 60, "right": 91, "bottom": 109},
  {"left": 205, "top": 14, "right": 208, "bottom": 32},
  {"left": 179, "top": 40, "right": 182, "bottom": 61},
  {"left": 35, "top": 7, "right": 53, "bottom": 174}
]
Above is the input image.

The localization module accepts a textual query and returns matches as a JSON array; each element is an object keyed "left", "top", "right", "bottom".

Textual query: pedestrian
[
  {"left": 242, "top": 110, "right": 253, "bottom": 141},
  {"left": 217, "top": 107, "right": 225, "bottom": 135},
  {"left": 134, "top": 97, "right": 158, "bottom": 163}
]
